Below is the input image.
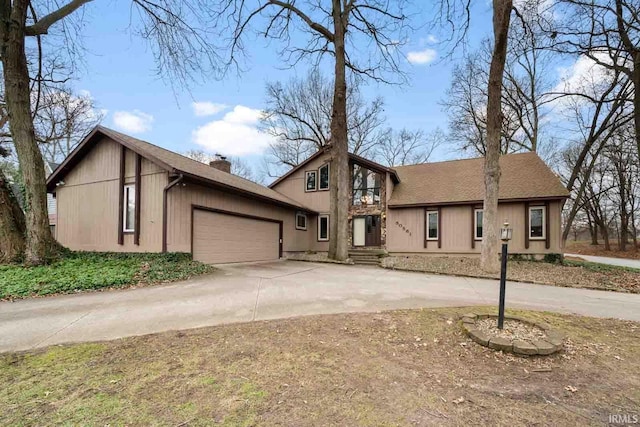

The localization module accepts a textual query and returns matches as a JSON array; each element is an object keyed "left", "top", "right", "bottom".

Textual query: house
[
  {"left": 45, "top": 161, "right": 59, "bottom": 236},
  {"left": 269, "top": 148, "right": 569, "bottom": 256},
  {"left": 47, "top": 126, "right": 569, "bottom": 264}
]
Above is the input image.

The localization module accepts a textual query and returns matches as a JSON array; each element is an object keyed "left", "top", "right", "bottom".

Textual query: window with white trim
[
  {"left": 305, "top": 171, "right": 317, "bottom": 191},
  {"left": 474, "top": 209, "right": 483, "bottom": 240},
  {"left": 318, "top": 214, "right": 329, "bottom": 241},
  {"left": 426, "top": 210, "right": 438, "bottom": 240},
  {"left": 123, "top": 184, "right": 136, "bottom": 232},
  {"left": 529, "top": 206, "right": 545, "bottom": 239},
  {"left": 318, "top": 164, "right": 330, "bottom": 190},
  {"left": 296, "top": 212, "right": 307, "bottom": 230}
]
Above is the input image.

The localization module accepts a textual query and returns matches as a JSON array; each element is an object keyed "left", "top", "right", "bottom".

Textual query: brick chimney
[{"left": 209, "top": 154, "right": 231, "bottom": 173}]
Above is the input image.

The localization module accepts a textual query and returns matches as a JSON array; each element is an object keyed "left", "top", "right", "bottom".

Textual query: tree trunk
[
  {"left": 633, "top": 60, "right": 640, "bottom": 162},
  {"left": 481, "top": 0, "right": 512, "bottom": 273},
  {"left": 327, "top": 0, "right": 349, "bottom": 261},
  {"left": 0, "top": 167, "right": 26, "bottom": 262},
  {"left": 600, "top": 221, "right": 611, "bottom": 251},
  {"left": 1, "top": 0, "right": 56, "bottom": 264}
]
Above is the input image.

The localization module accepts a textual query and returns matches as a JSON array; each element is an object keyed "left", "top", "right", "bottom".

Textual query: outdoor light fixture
[
  {"left": 500, "top": 221, "right": 512, "bottom": 242},
  {"left": 498, "top": 219, "right": 511, "bottom": 329}
]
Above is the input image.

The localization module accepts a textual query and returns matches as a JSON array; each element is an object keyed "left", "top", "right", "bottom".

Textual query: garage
[{"left": 192, "top": 207, "right": 282, "bottom": 264}]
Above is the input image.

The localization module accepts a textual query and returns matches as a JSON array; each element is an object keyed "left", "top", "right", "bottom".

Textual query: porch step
[{"left": 349, "top": 249, "right": 386, "bottom": 266}]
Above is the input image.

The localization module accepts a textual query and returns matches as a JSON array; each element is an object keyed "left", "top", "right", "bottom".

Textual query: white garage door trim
[{"left": 191, "top": 205, "right": 283, "bottom": 264}]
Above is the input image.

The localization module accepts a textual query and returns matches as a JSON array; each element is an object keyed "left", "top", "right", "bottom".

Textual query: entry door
[
  {"left": 365, "top": 215, "right": 381, "bottom": 246},
  {"left": 353, "top": 215, "right": 381, "bottom": 247}
]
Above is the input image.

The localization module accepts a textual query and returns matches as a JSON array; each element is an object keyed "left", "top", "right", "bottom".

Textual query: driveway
[
  {"left": 566, "top": 253, "right": 640, "bottom": 269},
  {"left": 2, "top": 261, "right": 640, "bottom": 353}
]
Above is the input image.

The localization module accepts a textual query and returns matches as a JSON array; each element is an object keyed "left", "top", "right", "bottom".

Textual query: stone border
[{"left": 461, "top": 313, "right": 564, "bottom": 356}]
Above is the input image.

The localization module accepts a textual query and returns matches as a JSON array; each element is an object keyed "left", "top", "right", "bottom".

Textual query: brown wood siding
[
  {"left": 270, "top": 151, "right": 332, "bottom": 213},
  {"left": 55, "top": 137, "right": 166, "bottom": 252},
  {"left": 166, "top": 182, "right": 310, "bottom": 253},
  {"left": 387, "top": 200, "right": 563, "bottom": 255}
]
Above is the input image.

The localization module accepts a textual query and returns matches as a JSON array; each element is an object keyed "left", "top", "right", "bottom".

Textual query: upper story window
[
  {"left": 296, "top": 212, "right": 307, "bottom": 230},
  {"left": 352, "top": 164, "right": 381, "bottom": 205},
  {"left": 474, "top": 209, "right": 483, "bottom": 240},
  {"left": 529, "top": 206, "right": 545, "bottom": 239},
  {"left": 123, "top": 184, "right": 136, "bottom": 232},
  {"left": 305, "top": 171, "right": 317, "bottom": 192},
  {"left": 426, "top": 210, "right": 438, "bottom": 240},
  {"left": 319, "top": 164, "right": 330, "bottom": 190}
]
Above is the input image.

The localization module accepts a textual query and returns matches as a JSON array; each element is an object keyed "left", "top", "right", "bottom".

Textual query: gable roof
[
  {"left": 388, "top": 152, "right": 569, "bottom": 207},
  {"left": 268, "top": 147, "right": 400, "bottom": 188},
  {"left": 46, "top": 126, "right": 316, "bottom": 213}
]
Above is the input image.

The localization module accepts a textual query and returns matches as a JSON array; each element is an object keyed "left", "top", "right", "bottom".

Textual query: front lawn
[
  {"left": 382, "top": 256, "right": 640, "bottom": 293},
  {"left": 1, "top": 307, "right": 638, "bottom": 425},
  {"left": 0, "top": 252, "right": 215, "bottom": 300}
]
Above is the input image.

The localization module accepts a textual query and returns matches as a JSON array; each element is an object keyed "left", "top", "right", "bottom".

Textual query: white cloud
[
  {"left": 426, "top": 34, "right": 438, "bottom": 44},
  {"left": 192, "top": 105, "right": 273, "bottom": 156},
  {"left": 549, "top": 52, "right": 613, "bottom": 111},
  {"left": 192, "top": 101, "right": 228, "bottom": 117},
  {"left": 112, "top": 110, "right": 153, "bottom": 133},
  {"left": 407, "top": 48, "right": 437, "bottom": 65}
]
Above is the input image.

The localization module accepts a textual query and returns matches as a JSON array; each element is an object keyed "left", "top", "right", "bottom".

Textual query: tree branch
[{"left": 25, "top": 0, "right": 92, "bottom": 36}]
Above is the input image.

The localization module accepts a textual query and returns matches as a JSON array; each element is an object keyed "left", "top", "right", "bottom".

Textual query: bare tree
[
  {"left": 0, "top": 0, "right": 222, "bottom": 264},
  {"left": 262, "top": 69, "right": 384, "bottom": 176},
  {"left": 375, "top": 128, "right": 443, "bottom": 166},
  {"left": 479, "top": 0, "right": 514, "bottom": 272},
  {"left": 442, "top": 8, "right": 556, "bottom": 157},
  {"left": 261, "top": 70, "right": 385, "bottom": 177},
  {"left": 35, "top": 86, "right": 103, "bottom": 163},
  {"left": 558, "top": 66, "right": 632, "bottom": 244},
  {"left": 214, "top": 0, "right": 410, "bottom": 261},
  {"left": 550, "top": 0, "right": 640, "bottom": 161}
]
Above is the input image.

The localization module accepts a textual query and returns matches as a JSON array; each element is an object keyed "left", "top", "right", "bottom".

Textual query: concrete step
[{"left": 349, "top": 249, "right": 386, "bottom": 256}]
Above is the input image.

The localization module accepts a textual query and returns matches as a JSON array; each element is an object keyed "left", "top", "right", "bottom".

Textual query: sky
[{"left": 55, "top": 0, "right": 581, "bottom": 176}]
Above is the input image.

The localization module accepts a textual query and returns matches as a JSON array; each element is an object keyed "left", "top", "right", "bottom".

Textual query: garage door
[{"left": 192, "top": 209, "right": 281, "bottom": 264}]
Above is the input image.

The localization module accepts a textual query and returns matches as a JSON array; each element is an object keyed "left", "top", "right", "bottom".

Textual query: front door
[{"left": 353, "top": 215, "right": 381, "bottom": 247}]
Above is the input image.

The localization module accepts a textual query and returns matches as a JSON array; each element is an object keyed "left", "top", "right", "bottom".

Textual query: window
[
  {"left": 352, "top": 164, "right": 381, "bottom": 205},
  {"left": 123, "top": 184, "right": 135, "bottom": 232},
  {"left": 426, "top": 210, "right": 438, "bottom": 240},
  {"left": 318, "top": 214, "right": 329, "bottom": 241},
  {"left": 529, "top": 206, "right": 545, "bottom": 239},
  {"left": 305, "top": 171, "right": 317, "bottom": 191},
  {"left": 319, "top": 164, "right": 330, "bottom": 190},
  {"left": 296, "top": 213, "right": 307, "bottom": 230},
  {"left": 474, "top": 209, "right": 483, "bottom": 240}
]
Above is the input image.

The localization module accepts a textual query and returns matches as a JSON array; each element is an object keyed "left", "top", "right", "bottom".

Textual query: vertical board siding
[
  {"left": 387, "top": 201, "right": 563, "bottom": 255},
  {"left": 167, "top": 182, "right": 310, "bottom": 254},
  {"left": 55, "top": 137, "right": 165, "bottom": 252},
  {"left": 270, "top": 152, "right": 332, "bottom": 213}
]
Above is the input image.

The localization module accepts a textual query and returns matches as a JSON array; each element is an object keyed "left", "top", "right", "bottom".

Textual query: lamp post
[{"left": 498, "top": 220, "right": 512, "bottom": 329}]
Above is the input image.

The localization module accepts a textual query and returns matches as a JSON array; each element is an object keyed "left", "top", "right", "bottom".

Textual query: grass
[
  {"left": 382, "top": 256, "right": 640, "bottom": 294},
  {"left": 1, "top": 307, "right": 638, "bottom": 426},
  {"left": 0, "top": 252, "right": 215, "bottom": 300}
]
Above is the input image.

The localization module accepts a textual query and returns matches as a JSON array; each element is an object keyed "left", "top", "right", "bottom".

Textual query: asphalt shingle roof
[{"left": 388, "top": 152, "right": 569, "bottom": 207}]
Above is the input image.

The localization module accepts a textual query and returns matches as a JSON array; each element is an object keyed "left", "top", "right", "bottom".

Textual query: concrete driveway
[
  {"left": 2, "top": 260, "right": 640, "bottom": 353},
  {"left": 566, "top": 253, "right": 640, "bottom": 269}
]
